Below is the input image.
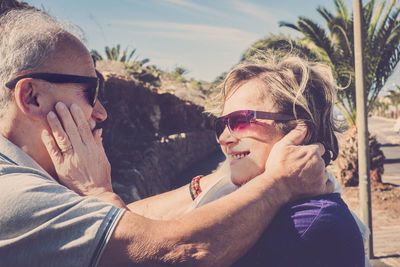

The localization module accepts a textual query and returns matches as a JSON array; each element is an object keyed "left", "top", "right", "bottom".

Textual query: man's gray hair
[{"left": 0, "top": 8, "right": 84, "bottom": 115}]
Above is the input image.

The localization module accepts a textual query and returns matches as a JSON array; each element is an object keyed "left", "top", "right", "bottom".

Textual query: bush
[{"left": 189, "top": 80, "right": 202, "bottom": 91}]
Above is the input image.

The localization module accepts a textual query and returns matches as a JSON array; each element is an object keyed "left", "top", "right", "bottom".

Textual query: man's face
[{"left": 39, "top": 40, "right": 107, "bottom": 131}]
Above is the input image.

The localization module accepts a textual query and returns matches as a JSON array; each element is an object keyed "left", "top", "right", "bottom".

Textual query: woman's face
[{"left": 219, "top": 79, "right": 285, "bottom": 186}]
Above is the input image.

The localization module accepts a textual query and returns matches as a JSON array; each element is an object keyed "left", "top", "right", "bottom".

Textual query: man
[{"left": 0, "top": 9, "right": 332, "bottom": 266}]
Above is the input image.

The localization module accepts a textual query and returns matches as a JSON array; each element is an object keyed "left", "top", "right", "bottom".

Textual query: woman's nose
[{"left": 218, "top": 125, "right": 238, "bottom": 145}]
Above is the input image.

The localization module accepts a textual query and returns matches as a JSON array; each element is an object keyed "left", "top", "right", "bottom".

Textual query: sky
[{"left": 25, "top": 0, "right": 399, "bottom": 92}]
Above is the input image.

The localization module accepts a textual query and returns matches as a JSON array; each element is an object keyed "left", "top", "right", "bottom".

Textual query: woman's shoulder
[
  {"left": 273, "top": 193, "right": 364, "bottom": 266},
  {"left": 278, "top": 193, "right": 357, "bottom": 237},
  {"left": 233, "top": 193, "right": 365, "bottom": 267}
]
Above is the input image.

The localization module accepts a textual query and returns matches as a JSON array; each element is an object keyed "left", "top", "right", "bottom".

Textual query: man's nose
[{"left": 92, "top": 100, "right": 108, "bottom": 122}]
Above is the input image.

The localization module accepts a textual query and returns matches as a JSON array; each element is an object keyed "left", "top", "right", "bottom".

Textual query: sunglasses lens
[
  {"left": 215, "top": 118, "right": 226, "bottom": 139},
  {"left": 86, "top": 80, "right": 100, "bottom": 107},
  {"left": 229, "top": 114, "right": 249, "bottom": 136},
  {"left": 86, "top": 85, "right": 96, "bottom": 107},
  {"left": 215, "top": 113, "right": 251, "bottom": 140}
]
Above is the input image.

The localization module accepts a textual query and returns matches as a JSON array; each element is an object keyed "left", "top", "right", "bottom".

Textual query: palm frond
[
  {"left": 317, "top": 7, "right": 334, "bottom": 23},
  {"left": 127, "top": 49, "right": 137, "bottom": 63},
  {"left": 374, "top": 0, "right": 397, "bottom": 44},
  {"left": 367, "top": 1, "right": 384, "bottom": 40},
  {"left": 296, "top": 17, "right": 336, "bottom": 60},
  {"left": 334, "top": 0, "right": 349, "bottom": 22},
  {"left": 363, "top": 0, "right": 376, "bottom": 33},
  {"left": 278, "top": 21, "right": 300, "bottom": 31}
]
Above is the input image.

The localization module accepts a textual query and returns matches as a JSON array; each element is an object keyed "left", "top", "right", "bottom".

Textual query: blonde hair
[{"left": 212, "top": 52, "right": 339, "bottom": 165}]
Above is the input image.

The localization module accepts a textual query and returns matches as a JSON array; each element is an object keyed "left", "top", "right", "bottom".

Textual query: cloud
[
  {"left": 113, "top": 20, "right": 260, "bottom": 46},
  {"left": 154, "top": 0, "right": 224, "bottom": 17},
  {"left": 231, "top": 0, "right": 279, "bottom": 24}
]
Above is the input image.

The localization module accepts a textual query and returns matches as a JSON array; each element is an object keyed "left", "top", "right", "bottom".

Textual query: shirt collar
[{"left": 0, "top": 135, "right": 55, "bottom": 181}]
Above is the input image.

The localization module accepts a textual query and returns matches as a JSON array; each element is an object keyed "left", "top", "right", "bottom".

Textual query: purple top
[{"left": 233, "top": 193, "right": 365, "bottom": 267}]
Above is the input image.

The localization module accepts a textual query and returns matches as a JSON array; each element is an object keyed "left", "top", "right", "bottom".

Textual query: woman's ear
[{"left": 13, "top": 78, "right": 47, "bottom": 120}]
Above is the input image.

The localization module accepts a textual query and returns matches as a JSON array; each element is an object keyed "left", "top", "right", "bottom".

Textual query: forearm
[
  {"left": 127, "top": 184, "right": 191, "bottom": 219},
  {"left": 127, "top": 171, "right": 223, "bottom": 220}
]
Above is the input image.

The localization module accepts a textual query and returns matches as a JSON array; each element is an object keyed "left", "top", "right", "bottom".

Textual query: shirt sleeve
[
  {"left": 232, "top": 193, "right": 365, "bottom": 267},
  {"left": 0, "top": 171, "right": 124, "bottom": 267},
  {"left": 294, "top": 194, "right": 366, "bottom": 267}
]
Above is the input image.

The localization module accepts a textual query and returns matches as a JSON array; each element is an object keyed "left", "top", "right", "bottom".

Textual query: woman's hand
[{"left": 41, "top": 102, "right": 126, "bottom": 208}]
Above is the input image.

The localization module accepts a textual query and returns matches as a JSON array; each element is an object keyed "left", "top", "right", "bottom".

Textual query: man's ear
[{"left": 14, "top": 79, "right": 46, "bottom": 120}]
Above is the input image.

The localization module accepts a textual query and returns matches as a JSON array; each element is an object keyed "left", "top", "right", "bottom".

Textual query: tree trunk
[{"left": 335, "top": 126, "right": 385, "bottom": 186}]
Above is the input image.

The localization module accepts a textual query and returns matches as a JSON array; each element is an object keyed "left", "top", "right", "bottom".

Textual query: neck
[{"left": 0, "top": 110, "right": 57, "bottom": 178}]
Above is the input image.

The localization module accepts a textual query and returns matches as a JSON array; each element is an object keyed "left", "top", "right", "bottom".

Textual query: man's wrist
[
  {"left": 94, "top": 191, "right": 127, "bottom": 209},
  {"left": 257, "top": 172, "right": 293, "bottom": 206}
]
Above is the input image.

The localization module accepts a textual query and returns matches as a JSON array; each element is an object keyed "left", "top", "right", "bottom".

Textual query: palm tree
[
  {"left": 241, "top": 34, "right": 321, "bottom": 62},
  {"left": 91, "top": 44, "right": 149, "bottom": 65},
  {"left": 279, "top": 0, "right": 400, "bottom": 126},
  {"left": 243, "top": 0, "right": 398, "bottom": 186}
]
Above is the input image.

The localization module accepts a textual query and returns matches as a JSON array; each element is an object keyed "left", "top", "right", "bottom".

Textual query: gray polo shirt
[{"left": 0, "top": 136, "right": 124, "bottom": 267}]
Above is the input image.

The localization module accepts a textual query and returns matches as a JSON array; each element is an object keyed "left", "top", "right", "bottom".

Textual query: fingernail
[
  {"left": 56, "top": 102, "right": 66, "bottom": 109},
  {"left": 70, "top": 103, "right": 78, "bottom": 111},
  {"left": 48, "top": 111, "right": 56, "bottom": 119},
  {"left": 98, "top": 128, "right": 103, "bottom": 136}
]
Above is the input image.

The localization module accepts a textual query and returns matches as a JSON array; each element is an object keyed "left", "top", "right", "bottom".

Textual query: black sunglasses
[
  {"left": 5, "top": 72, "right": 103, "bottom": 107},
  {"left": 215, "top": 110, "right": 295, "bottom": 140}
]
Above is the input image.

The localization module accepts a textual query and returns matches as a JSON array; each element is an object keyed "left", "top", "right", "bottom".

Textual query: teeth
[{"left": 232, "top": 153, "right": 248, "bottom": 160}]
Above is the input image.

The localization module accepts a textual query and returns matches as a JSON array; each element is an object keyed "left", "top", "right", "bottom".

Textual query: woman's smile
[{"left": 230, "top": 151, "right": 250, "bottom": 161}]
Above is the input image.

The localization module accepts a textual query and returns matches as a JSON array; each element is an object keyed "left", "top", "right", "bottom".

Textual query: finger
[
  {"left": 305, "top": 143, "right": 326, "bottom": 157},
  {"left": 277, "top": 124, "right": 307, "bottom": 146},
  {"left": 93, "top": 128, "right": 103, "bottom": 146},
  {"left": 55, "top": 102, "right": 82, "bottom": 145},
  {"left": 41, "top": 129, "right": 63, "bottom": 164},
  {"left": 93, "top": 128, "right": 108, "bottom": 155},
  {"left": 70, "top": 104, "right": 95, "bottom": 145},
  {"left": 47, "top": 111, "right": 73, "bottom": 152},
  {"left": 316, "top": 143, "right": 325, "bottom": 156}
]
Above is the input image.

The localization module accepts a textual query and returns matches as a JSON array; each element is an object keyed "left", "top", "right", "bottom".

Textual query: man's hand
[
  {"left": 264, "top": 124, "right": 333, "bottom": 201},
  {"left": 41, "top": 102, "right": 126, "bottom": 208}
]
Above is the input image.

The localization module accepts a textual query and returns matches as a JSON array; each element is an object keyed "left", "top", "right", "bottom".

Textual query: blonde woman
[{"left": 188, "top": 53, "right": 367, "bottom": 267}]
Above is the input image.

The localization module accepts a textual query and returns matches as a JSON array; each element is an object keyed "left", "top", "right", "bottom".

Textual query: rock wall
[{"left": 101, "top": 73, "right": 219, "bottom": 202}]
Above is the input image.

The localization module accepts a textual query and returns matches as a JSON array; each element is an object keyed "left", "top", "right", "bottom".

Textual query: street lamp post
[{"left": 353, "top": 0, "right": 374, "bottom": 259}]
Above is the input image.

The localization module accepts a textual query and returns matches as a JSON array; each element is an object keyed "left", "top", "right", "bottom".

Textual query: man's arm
[
  {"left": 42, "top": 103, "right": 332, "bottom": 266},
  {"left": 127, "top": 165, "right": 226, "bottom": 219},
  {"left": 100, "top": 175, "right": 293, "bottom": 266}
]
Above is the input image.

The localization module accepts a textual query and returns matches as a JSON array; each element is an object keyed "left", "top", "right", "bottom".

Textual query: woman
[{"left": 187, "top": 53, "right": 367, "bottom": 266}]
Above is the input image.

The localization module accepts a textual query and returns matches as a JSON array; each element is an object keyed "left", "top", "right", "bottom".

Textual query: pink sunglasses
[{"left": 215, "top": 110, "right": 295, "bottom": 140}]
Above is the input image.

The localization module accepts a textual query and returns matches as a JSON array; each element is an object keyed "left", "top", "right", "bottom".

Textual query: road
[{"left": 368, "top": 116, "right": 400, "bottom": 185}]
